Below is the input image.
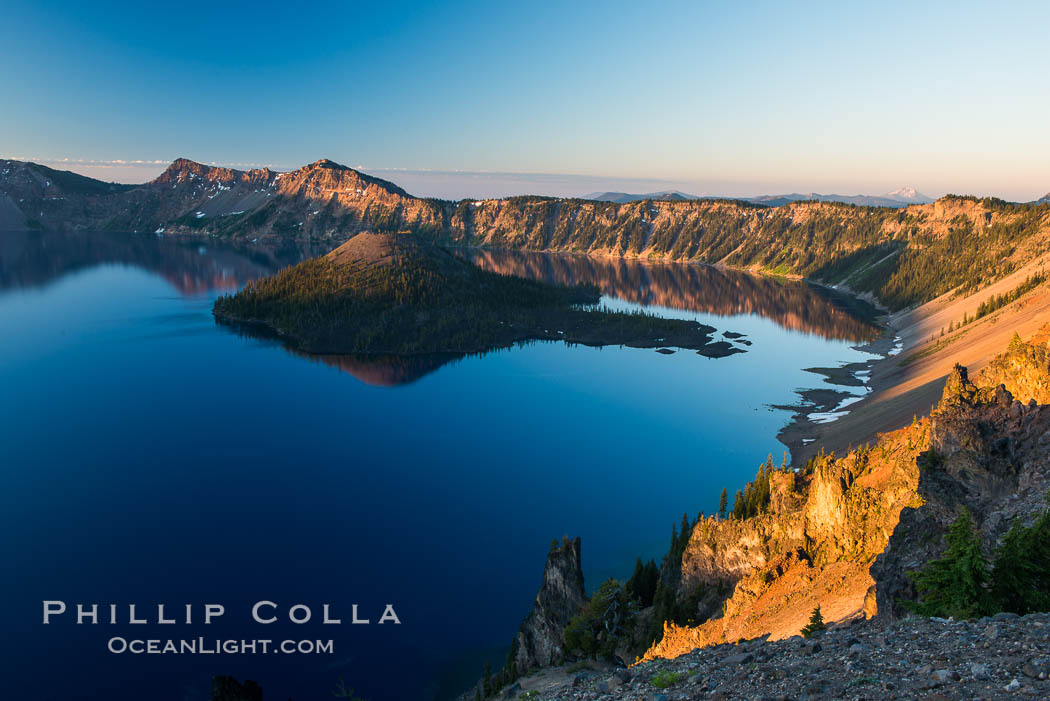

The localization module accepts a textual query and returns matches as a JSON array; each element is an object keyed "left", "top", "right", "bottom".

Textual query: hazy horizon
[
  {"left": 5, "top": 155, "right": 1044, "bottom": 203},
  {"left": 3, "top": 1, "right": 1050, "bottom": 201}
]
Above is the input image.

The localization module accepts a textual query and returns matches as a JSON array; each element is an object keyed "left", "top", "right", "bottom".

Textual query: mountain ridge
[
  {"left": 3, "top": 157, "right": 1050, "bottom": 313},
  {"left": 746, "top": 186, "right": 934, "bottom": 208},
  {"left": 580, "top": 186, "right": 933, "bottom": 208}
]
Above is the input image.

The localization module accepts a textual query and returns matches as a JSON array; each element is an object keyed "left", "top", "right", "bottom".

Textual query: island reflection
[{"left": 287, "top": 349, "right": 468, "bottom": 387}]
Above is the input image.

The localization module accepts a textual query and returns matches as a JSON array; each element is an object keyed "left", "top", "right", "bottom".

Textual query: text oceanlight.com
[{"left": 107, "top": 638, "right": 335, "bottom": 655}]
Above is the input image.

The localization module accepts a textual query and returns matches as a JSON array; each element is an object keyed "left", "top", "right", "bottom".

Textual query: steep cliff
[
  {"left": 514, "top": 537, "right": 587, "bottom": 671},
  {"left": 873, "top": 364, "right": 1050, "bottom": 617},
  {"left": 643, "top": 332, "right": 1050, "bottom": 663},
  {"left": 645, "top": 422, "right": 926, "bottom": 659}
]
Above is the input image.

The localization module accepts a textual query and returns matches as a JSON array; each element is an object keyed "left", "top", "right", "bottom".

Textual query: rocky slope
[
  {"left": 647, "top": 345, "right": 1050, "bottom": 662},
  {"left": 874, "top": 362, "right": 1050, "bottom": 618},
  {"left": 5, "top": 158, "right": 1050, "bottom": 312},
  {"left": 500, "top": 612, "right": 1050, "bottom": 700}
]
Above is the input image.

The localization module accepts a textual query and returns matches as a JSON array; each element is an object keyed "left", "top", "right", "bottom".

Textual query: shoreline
[
  {"left": 778, "top": 251, "right": 1050, "bottom": 466},
  {"left": 775, "top": 326, "right": 898, "bottom": 464}
]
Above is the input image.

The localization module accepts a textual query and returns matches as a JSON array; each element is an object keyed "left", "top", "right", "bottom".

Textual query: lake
[{"left": 0, "top": 231, "right": 878, "bottom": 701}]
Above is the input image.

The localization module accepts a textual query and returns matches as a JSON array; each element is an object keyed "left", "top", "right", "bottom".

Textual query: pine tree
[
  {"left": 718, "top": 487, "right": 728, "bottom": 519},
  {"left": 905, "top": 506, "right": 991, "bottom": 619},
  {"left": 801, "top": 605, "right": 826, "bottom": 637},
  {"left": 990, "top": 497, "right": 1050, "bottom": 614}
]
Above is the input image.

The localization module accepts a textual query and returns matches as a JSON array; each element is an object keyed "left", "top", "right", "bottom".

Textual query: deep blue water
[{"left": 0, "top": 232, "right": 876, "bottom": 701}]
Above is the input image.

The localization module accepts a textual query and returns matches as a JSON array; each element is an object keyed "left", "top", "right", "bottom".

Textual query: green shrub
[
  {"left": 564, "top": 579, "right": 634, "bottom": 659},
  {"left": 650, "top": 670, "right": 685, "bottom": 689}
]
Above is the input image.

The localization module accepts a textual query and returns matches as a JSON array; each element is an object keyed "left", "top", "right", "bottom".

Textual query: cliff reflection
[
  {"left": 460, "top": 248, "right": 880, "bottom": 342},
  {"left": 0, "top": 229, "right": 320, "bottom": 295}
]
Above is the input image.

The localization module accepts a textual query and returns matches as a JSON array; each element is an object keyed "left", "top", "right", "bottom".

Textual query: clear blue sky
[{"left": 2, "top": 0, "right": 1049, "bottom": 200}]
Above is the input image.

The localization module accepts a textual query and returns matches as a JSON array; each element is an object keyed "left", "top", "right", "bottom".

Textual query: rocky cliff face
[
  {"left": 514, "top": 537, "right": 587, "bottom": 671},
  {"left": 646, "top": 423, "right": 926, "bottom": 660},
  {"left": 873, "top": 364, "right": 1050, "bottom": 617},
  {"left": 645, "top": 332, "right": 1050, "bottom": 664}
]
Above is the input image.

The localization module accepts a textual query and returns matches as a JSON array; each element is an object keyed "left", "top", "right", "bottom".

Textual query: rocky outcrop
[
  {"left": 646, "top": 339, "right": 1050, "bottom": 663},
  {"left": 872, "top": 364, "right": 1050, "bottom": 617},
  {"left": 514, "top": 537, "right": 587, "bottom": 672},
  {"left": 978, "top": 327, "right": 1050, "bottom": 404},
  {"left": 646, "top": 424, "right": 925, "bottom": 659},
  {"left": 210, "top": 676, "right": 262, "bottom": 701}
]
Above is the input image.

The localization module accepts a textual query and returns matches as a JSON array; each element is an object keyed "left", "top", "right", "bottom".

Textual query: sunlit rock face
[
  {"left": 977, "top": 325, "right": 1050, "bottom": 404},
  {"left": 644, "top": 333, "right": 1050, "bottom": 664},
  {"left": 648, "top": 422, "right": 924, "bottom": 659}
]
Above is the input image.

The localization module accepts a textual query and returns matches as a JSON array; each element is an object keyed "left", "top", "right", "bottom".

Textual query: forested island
[{"left": 213, "top": 233, "right": 744, "bottom": 357}]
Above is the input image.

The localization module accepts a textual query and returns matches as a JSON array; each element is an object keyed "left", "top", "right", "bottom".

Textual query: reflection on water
[
  {"left": 289, "top": 349, "right": 468, "bottom": 386},
  {"left": 1, "top": 234, "right": 881, "bottom": 390},
  {"left": 0, "top": 229, "right": 322, "bottom": 295},
  {"left": 460, "top": 248, "right": 881, "bottom": 342}
]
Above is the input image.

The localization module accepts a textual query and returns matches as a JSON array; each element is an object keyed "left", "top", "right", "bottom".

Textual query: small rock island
[{"left": 213, "top": 233, "right": 745, "bottom": 357}]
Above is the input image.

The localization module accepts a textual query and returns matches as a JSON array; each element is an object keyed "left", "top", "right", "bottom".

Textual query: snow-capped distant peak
[{"left": 886, "top": 186, "right": 930, "bottom": 202}]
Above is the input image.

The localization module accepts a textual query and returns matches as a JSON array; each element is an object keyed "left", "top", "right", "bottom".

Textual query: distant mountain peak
[
  {"left": 886, "top": 186, "right": 930, "bottom": 202},
  {"left": 747, "top": 187, "right": 933, "bottom": 208},
  {"left": 582, "top": 190, "right": 698, "bottom": 203},
  {"left": 308, "top": 158, "right": 346, "bottom": 170},
  {"left": 169, "top": 157, "right": 206, "bottom": 169}
]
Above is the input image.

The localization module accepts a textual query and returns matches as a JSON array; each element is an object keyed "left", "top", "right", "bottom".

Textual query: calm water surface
[{"left": 0, "top": 232, "right": 878, "bottom": 701}]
